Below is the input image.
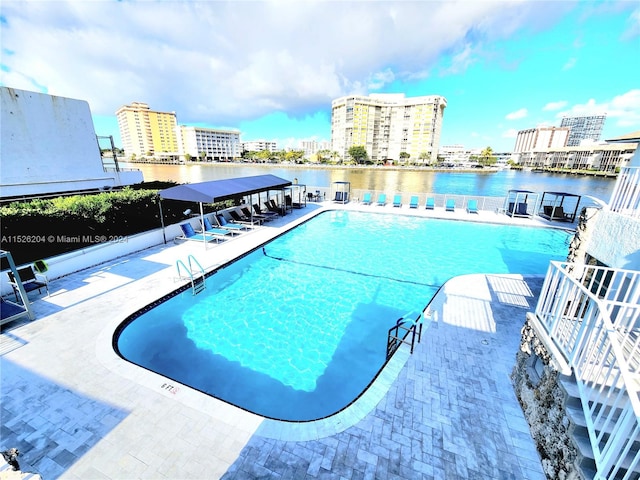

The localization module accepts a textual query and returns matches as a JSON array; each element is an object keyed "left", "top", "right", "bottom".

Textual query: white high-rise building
[
  {"left": 177, "top": 126, "right": 240, "bottom": 161},
  {"left": 331, "top": 93, "right": 447, "bottom": 163}
]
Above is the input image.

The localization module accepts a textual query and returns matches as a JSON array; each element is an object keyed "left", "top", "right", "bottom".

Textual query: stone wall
[{"left": 511, "top": 320, "right": 580, "bottom": 480}]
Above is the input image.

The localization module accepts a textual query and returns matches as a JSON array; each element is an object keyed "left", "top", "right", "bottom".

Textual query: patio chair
[
  {"left": 243, "top": 206, "right": 269, "bottom": 223},
  {"left": 361, "top": 192, "right": 372, "bottom": 205},
  {"left": 409, "top": 196, "right": 419, "bottom": 208},
  {"left": 7, "top": 265, "right": 49, "bottom": 303},
  {"left": 466, "top": 199, "right": 479, "bottom": 214},
  {"left": 393, "top": 194, "right": 402, "bottom": 207},
  {"left": 178, "top": 223, "right": 219, "bottom": 243},
  {"left": 202, "top": 216, "right": 239, "bottom": 236},
  {"left": 229, "top": 208, "right": 262, "bottom": 227},
  {"left": 445, "top": 199, "right": 456, "bottom": 212},
  {"left": 377, "top": 193, "right": 387, "bottom": 206},
  {"left": 215, "top": 214, "right": 248, "bottom": 232},
  {"left": 253, "top": 203, "right": 278, "bottom": 220},
  {"left": 425, "top": 197, "right": 435, "bottom": 210}
]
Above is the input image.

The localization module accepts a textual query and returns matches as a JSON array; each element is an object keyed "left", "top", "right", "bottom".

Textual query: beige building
[
  {"left": 515, "top": 142, "right": 637, "bottom": 171},
  {"left": 331, "top": 93, "right": 447, "bottom": 163},
  {"left": 513, "top": 126, "right": 570, "bottom": 153},
  {"left": 178, "top": 126, "right": 241, "bottom": 161},
  {"left": 116, "top": 102, "right": 179, "bottom": 160},
  {"left": 242, "top": 140, "right": 278, "bottom": 152}
]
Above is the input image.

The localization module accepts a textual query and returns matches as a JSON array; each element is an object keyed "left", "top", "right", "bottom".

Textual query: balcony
[
  {"left": 609, "top": 166, "right": 640, "bottom": 219},
  {"left": 528, "top": 261, "right": 640, "bottom": 479}
]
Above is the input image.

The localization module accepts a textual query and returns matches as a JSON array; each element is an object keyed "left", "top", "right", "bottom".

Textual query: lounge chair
[
  {"left": 231, "top": 208, "right": 262, "bottom": 226},
  {"left": 178, "top": 223, "right": 219, "bottom": 243},
  {"left": 425, "top": 197, "right": 435, "bottom": 210},
  {"left": 466, "top": 199, "right": 479, "bottom": 214},
  {"left": 267, "top": 199, "right": 285, "bottom": 215},
  {"left": 216, "top": 214, "right": 249, "bottom": 231},
  {"left": 409, "top": 196, "right": 419, "bottom": 208},
  {"left": 445, "top": 199, "right": 456, "bottom": 212},
  {"left": 377, "top": 193, "right": 386, "bottom": 206},
  {"left": 361, "top": 192, "right": 372, "bottom": 205},
  {"left": 243, "top": 206, "right": 269, "bottom": 223},
  {"left": 254, "top": 203, "right": 278, "bottom": 220},
  {"left": 200, "top": 217, "right": 234, "bottom": 238},
  {"left": 204, "top": 216, "right": 240, "bottom": 236},
  {"left": 393, "top": 194, "right": 402, "bottom": 207},
  {"left": 7, "top": 265, "right": 49, "bottom": 302}
]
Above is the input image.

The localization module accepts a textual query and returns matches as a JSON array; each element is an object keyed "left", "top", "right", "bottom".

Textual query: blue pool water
[{"left": 114, "top": 211, "right": 572, "bottom": 420}]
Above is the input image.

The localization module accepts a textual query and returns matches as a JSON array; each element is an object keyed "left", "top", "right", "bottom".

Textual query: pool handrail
[{"left": 176, "top": 255, "right": 206, "bottom": 295}]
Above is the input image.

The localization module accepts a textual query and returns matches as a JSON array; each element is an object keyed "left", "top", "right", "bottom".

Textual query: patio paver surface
[{"left": 1, "top": 203, "right": 549, "bottom": 479}]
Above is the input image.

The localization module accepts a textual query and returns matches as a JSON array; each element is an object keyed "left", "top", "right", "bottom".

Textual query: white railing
[
  {"left": 535, "top": 261, "right": 640, "bottom": 479},
  {"left": 609, "top": 166, "right": 640, "bottom": 219},
  {"left": 347, "top": 189, "right": 505, "bottom": 212}
]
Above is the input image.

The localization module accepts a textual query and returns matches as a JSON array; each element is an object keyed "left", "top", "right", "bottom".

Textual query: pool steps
[
  {"left": 176, "top": 254, "right": 206, "bottom": 295},
  {"left": 386, "top": 310, "right": 422, "bottom": 359}
]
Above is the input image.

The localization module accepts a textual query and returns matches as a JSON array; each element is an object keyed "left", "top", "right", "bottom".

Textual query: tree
[
  {"left": 419, "top": 151, "right": 431, "bottom": 165},
  {"left": 348, "top": 145, "right": 369, "bottom": 164},
  {"left": 479, "top": 146, "right": 497, "bottom": 166},
  {"left": 316, "top": 149, "right": 332, "bottom": 164},
  {"left": 399, "top": 152, "right": 411, "bottom": 165},
  {"left": 199, "top": 151, "right": 207, "bottom": 161},
  {"left": 184, "top": 153, "right": 192, "bottom": 162}
]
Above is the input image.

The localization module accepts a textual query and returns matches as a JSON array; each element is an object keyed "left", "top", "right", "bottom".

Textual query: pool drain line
[{"left": 261, "top": 247, "right": 440, "bottom": 288}]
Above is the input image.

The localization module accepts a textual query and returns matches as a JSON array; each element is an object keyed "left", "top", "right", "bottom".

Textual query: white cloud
[
  {"left": 556, "top": 90, "right": 640, "bottom": 128},
  {"left": 543, "top": 101, "right": 568, "bottom": 111},
  {"left": 0, "top": 0, "right": 572, "bottom": 126},
  {"left": 506, "top": 108, "right": 528, "bottom": 120}
]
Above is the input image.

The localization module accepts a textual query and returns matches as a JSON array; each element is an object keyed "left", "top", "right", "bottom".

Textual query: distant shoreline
[
  {"left": 121, "top": 160, "right": 505, "bottom": 174},
  {"left": 121, "top": 160, "right": 618, "bottom": 177}
]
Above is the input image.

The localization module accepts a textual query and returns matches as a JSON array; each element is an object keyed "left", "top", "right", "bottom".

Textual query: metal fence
[
  {"left": 535, "top": 261, "right": 640, "bottom": 479},
  {"left": 609, "top": 166, "right": 640, "bottom": 219}
]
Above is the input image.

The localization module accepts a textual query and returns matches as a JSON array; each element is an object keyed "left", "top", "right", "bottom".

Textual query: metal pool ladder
[
  {"left": 386, "top": 311, "right": 423, "bottom": 359},
  {"left": 176, "top": 255, "right": 206, "bottom": 295}
]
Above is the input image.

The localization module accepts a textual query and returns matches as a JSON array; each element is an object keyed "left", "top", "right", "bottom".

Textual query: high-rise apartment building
[
  {"left": 116, "top": 102, "right": 179, "bottom": 159},
  {"left": 177, "top": 126, "right": 240, "bottom": 161},
  {"left": 560, "top": 115, "right": 607, "bottom": 146},
  {"left": 331, "top": 93, "right": 447, "bottom": 163},
  {"left": 513, "top": 126, "right": 569, "bottom": 153}
]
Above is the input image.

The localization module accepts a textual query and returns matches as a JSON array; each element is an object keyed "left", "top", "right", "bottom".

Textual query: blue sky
[{"left": 1, "top": 1, "right": 638, "bottom": 152}]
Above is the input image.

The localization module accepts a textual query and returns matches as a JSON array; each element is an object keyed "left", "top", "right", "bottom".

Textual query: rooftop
[{"left": 0, "top": 202, "right": 561, "bottom": 479}]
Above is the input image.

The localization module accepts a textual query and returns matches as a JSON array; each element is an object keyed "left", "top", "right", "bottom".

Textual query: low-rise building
[{"left": 1, "top": 87, "right": 142, "bottom": 199}]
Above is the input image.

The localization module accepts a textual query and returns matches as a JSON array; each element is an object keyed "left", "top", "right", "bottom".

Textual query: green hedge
[{"left": 1, "top": 184, "right": 231, "bottom": 265}]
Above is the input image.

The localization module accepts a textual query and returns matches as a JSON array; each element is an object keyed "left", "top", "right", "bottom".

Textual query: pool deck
[{"left": 0, "top": 202, "right": 570, "bottom": 479}]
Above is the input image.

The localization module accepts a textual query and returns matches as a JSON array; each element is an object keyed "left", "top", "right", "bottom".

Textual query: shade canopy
[{"left": 159, "top": 174, "right": 292, "bottom": 203}]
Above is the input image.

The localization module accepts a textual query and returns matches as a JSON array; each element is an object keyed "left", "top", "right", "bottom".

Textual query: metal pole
[
  {"left": 158, "top": 198, "right": 166, "bottom": 244},
  {"left": 199, "top": 202, "right": 206, "bottom": 248}
]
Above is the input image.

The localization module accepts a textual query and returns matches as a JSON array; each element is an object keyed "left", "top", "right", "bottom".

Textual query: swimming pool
[{"left": 114, "top": 210, "right": 572, "bottom": 421}]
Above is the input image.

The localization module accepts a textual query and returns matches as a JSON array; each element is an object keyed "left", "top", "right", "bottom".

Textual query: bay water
[{"left": 123, "top": 162, "right": 616, "bottom": 204}]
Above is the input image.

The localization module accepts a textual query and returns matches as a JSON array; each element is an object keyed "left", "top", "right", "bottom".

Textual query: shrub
[{"left": 0, "top": 186, "right": 229, "bottom": 265}]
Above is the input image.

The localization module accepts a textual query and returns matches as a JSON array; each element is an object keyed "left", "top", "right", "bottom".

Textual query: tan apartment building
[
  {"left": 331, "top": 93, "right": 447, "bottom": 163},
  {"left": 116, "top": 102, "right": 179, "bottom": 160}
]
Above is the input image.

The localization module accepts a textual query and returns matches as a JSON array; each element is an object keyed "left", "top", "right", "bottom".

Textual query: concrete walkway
[{"left": 0, "top": 202, "right": 551, "bottom": 479}]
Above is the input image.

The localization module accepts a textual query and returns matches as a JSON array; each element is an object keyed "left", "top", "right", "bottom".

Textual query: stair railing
[
  {"left": 534, "top": 261, "right": 640, "bottom": 479},
  {"left": 176, "top": 255, "right": 206, "bottom": 295}
]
